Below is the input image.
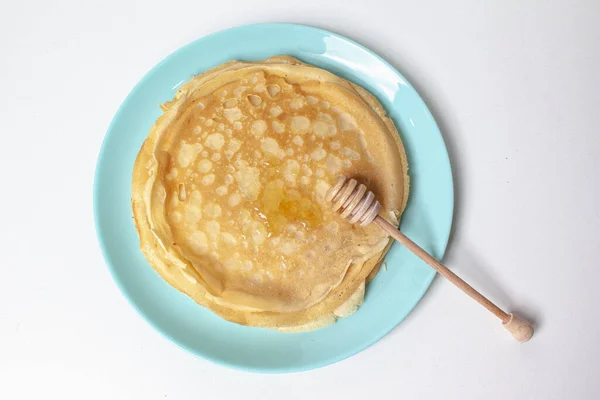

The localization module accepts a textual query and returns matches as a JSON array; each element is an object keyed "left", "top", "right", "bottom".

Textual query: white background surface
[{"left": 1, "top": 0, "right": 599, "bottom": 398}]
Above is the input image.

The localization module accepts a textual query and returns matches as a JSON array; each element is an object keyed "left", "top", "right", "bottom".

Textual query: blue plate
[{"left": 94, "top": 23, "right": 453, "bottom": 373}]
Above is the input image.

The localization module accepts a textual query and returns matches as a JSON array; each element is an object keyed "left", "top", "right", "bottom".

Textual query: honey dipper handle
[{"left": 374, "top": 216, "right": 533, "bottom": 342}]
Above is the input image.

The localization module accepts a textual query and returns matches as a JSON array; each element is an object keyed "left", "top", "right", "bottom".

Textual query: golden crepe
[{"left": 132, "top": 56, "right": 409, "bottom": 331}]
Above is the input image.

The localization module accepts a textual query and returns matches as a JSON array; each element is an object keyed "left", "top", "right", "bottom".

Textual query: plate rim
[{"left": 93, "top": 22, "right": 454, "bottom": 373}]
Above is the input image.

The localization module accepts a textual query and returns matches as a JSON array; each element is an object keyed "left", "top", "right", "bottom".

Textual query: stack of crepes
[{"left": 132, "top": 56, "right": 409, "bottom": 331}]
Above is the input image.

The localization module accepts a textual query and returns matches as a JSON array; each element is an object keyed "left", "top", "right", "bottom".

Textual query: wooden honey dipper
[{"left": 325, "top": 176, "right": 534, "bottom": 342}]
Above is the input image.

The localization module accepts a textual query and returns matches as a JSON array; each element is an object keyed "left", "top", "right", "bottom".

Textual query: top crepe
[{"left": 131, "top": 56, "right": 409, "bottom": 331}]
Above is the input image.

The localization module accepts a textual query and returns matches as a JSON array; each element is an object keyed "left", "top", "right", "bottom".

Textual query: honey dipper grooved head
[{"left": 325, "top": 176, "right": 381, "bottom": 226}]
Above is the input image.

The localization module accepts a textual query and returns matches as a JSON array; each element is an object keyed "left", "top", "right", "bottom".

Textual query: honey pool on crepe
[{"left": 132, "top": 56, "right": 409, "bottom": 331}]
